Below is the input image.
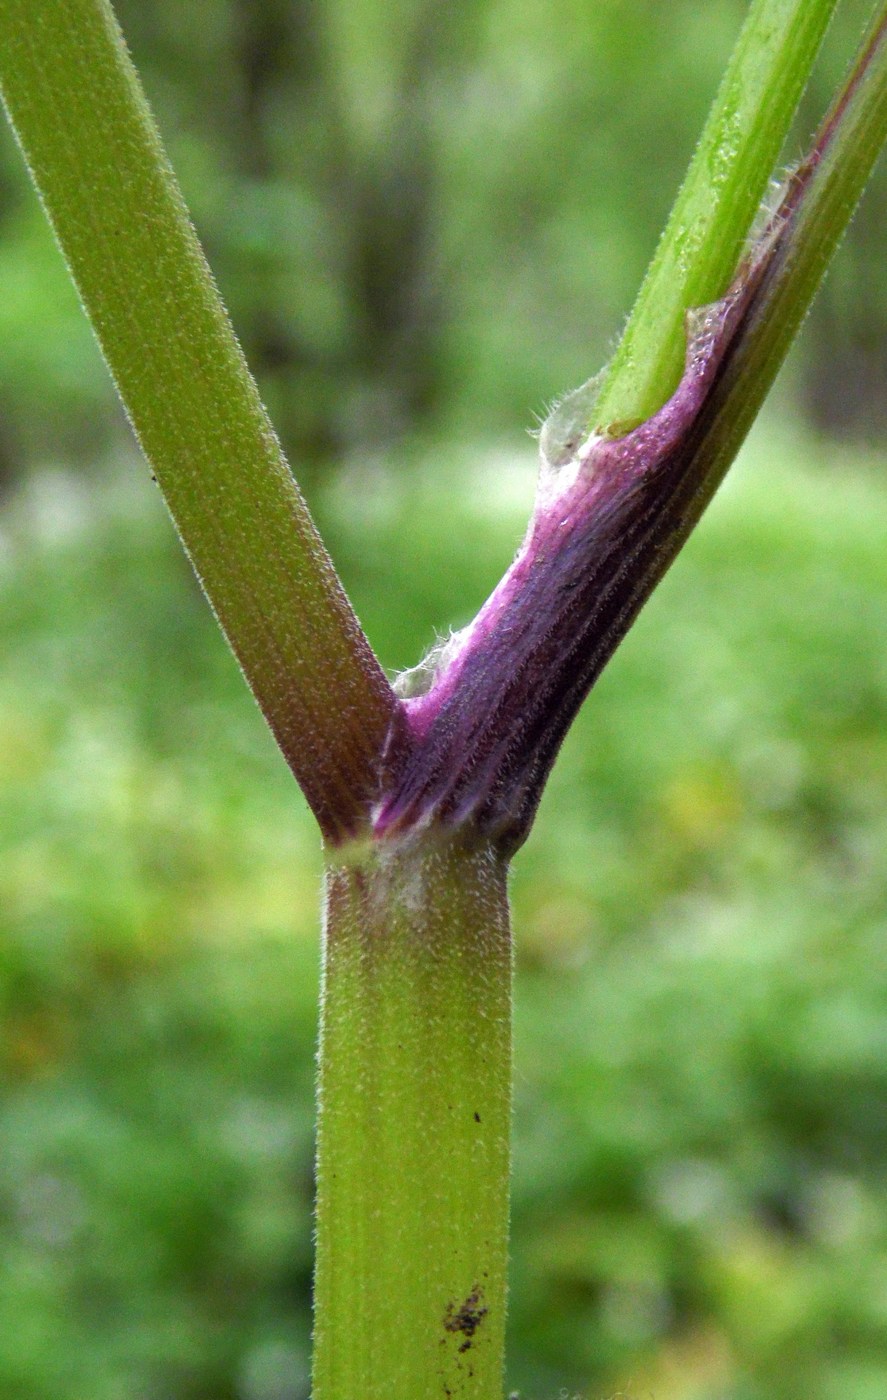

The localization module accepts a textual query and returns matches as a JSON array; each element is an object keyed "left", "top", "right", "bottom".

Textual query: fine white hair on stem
[{"left": 392, "top": 624, "right": 472, "bottom": 699}]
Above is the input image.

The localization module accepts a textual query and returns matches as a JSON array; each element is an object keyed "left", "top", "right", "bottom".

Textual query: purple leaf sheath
[{"left": 374, "top": 215, "right": 790, "bottom": 855}]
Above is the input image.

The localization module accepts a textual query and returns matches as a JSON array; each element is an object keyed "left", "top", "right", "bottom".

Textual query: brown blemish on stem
[{"left": 443, "top": 1285, "right": 488, "bottom": 1353}]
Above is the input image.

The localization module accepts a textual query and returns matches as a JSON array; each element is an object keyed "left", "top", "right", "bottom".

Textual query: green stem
[
  {"left": 678, "top": 1, "right": 887, "bottom": 497},
  {"left": 720, "top": 2, "right": 887, "bottom": 455},
  {"left": 593, "top": 0, "right": 839, "bottom": 436},
  {"left": 0, "top": 0, "right": 397, "bottom": 842},
  {"left": 314, "top": 834, "right": 513, "bottom": 1400}
]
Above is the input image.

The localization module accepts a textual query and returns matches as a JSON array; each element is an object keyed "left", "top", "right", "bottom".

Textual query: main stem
[{"left": 314, "top": 834, "right": 513, "bottom": 1400}]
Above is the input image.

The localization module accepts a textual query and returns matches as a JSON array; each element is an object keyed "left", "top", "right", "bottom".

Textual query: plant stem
[
  {"left": 712, "top": 2, "right": 887, "bottom": 465},
  {"left": 4, "top": 7, "right": 885, "bottom": 1400},
  {"left": 0, "top": 0, "right": 397, "bottom": 842},
  {"left": 314, "top": 20, "right": 887, "bottom": 1389},
  {"left": 378, "top": 4, "right": 887, "bottom": 860},
  {"left": 592, "top": 0, "right": 839, "bottom": 436},
  {"left": 314, "top": 833, "right": 512, "bottom": 1400}
]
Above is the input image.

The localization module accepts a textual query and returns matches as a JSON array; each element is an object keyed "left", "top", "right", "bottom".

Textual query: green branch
[
  {"left": 593, "top": 0, "right": 840, "bottom": 436},
  {"left": 666, "top": 1, "right": 887, "bottom": 494},
  {"left": 717, "top": 3, "right": 887, "bottom": 457},
  {"left": 0, "top": 0, "right": 398, "bottom": 843}
]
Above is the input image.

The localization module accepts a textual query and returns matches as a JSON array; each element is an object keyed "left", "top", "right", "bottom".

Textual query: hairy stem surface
[{"left": 314, "top": 835, "right": 513, "bottom": 1400}]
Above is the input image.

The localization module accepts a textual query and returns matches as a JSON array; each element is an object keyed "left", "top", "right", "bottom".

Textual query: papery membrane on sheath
[
  {"left": 393, "top": 627, "right": 470, "bottom": 700},
  {"left": 537, "top": 369, "right": 606, "bottom": 471}
]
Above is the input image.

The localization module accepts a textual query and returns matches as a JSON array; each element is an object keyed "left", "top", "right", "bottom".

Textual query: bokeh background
[{"left": 2, "top": 2, "right": 887, "bottom": 1398}]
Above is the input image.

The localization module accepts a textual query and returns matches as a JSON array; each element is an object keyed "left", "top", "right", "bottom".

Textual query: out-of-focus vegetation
[{"left": 2, "top": 1, "right": 887, "bottom": 1398}]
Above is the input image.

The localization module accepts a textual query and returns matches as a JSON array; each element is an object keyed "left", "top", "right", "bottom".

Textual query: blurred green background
[{"left": 1, "top": 2, "right": 887, "bottom": 1398}]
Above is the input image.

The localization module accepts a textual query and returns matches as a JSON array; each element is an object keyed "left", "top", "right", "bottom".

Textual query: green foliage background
[{"left": 1, "top": 3, "right": 886, "bottom": 1399}]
